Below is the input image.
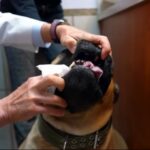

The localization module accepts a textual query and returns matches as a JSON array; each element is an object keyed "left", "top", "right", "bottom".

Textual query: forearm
[
  {"left": 0, "top": 92, "right": 22, "bottom": 127},
  {"left": 0, "top": 12, "right": 111, "bottom": 57},
  {"left": 0, "top": 12, "right": 51, "bottom": 52},
  {"left": 41, "top": 23, "right": 52, "bottom": 43}
]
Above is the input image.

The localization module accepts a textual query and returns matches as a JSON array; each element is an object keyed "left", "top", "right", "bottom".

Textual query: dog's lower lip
[
  {"left": 83, "top": 61, "right": 94, "bottom": 68},
  {"left": 74, "top": 60, "right": 103, "bottom": 79},
  {"left": 75, "top": 60, "right": 96, "bottom": 69}
]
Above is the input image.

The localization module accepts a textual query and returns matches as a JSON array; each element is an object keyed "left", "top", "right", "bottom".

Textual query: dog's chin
[{"left": 55, "top": 65, "right": 103, "bottom": 113}]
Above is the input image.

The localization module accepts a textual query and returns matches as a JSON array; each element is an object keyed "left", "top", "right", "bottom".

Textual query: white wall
[
  {"left": 62, "top": 0, "right": 100, "bottom": 35},
  {"left": 62, "top": 0, "right": 97, "bottom": 9}
]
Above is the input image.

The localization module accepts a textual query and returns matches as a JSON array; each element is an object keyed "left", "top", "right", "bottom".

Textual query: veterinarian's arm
[
  {"left": 0, "top": 75, "right": 67, "bottom": 127},
  {"left": 0, "top": 12, "right": 51, "bottom": 52},
  {"left": 0, "top": 12, "right": 111, "bottom": 59}
]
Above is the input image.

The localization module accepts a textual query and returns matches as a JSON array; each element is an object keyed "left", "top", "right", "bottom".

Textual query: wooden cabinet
[{"left": 99, "top": 1, "right": 150, "bottom": 149}]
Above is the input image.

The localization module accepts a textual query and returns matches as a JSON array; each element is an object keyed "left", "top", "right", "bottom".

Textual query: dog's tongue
[{"left": 83, "top": 61, "right": 103, "bottom": 79}]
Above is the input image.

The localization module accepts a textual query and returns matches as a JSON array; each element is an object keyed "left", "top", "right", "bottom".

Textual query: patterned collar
[{"left": 38, "top": 115, "right": 112, "bottom": 150}]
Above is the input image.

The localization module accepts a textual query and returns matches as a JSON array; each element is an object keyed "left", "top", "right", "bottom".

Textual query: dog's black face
[{"left": 55, "top": 40, "right": 112, "bottom": 113}]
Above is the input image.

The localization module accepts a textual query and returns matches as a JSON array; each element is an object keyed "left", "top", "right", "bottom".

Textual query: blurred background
[{"left": 0, "top": 0, "right": 150, "bottom": 149}]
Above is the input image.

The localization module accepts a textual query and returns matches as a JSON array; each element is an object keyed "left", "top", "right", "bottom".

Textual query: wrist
[
  {"left": 41, "top": 23, "right": 52, "bottom": 43},
  {"left": 0, "top": 99, "right": 11, "bottom": 127},
  {"left": 50, "top": 19, "right": 69, "bottom": 43}
]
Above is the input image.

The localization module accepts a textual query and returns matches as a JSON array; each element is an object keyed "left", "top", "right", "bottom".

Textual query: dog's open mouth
[
  {"left": 71, "top": 60, "right": 103, "bottom": 80},
  {"left": 54, "top": 40, "right": 112, "bottom": 113}
]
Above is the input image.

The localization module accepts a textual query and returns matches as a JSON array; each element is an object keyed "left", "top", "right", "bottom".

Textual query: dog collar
[{"left": 38, "top": 115, "right": 112, "bottom": 150}]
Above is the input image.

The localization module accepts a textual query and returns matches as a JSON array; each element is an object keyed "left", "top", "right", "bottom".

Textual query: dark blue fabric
[{"left": 1, "top": 0, "right": 41, "bottom": 19}]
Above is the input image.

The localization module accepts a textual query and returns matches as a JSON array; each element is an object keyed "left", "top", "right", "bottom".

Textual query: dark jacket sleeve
[{"left": 0, "top": 0, "right": 41, "bottom": 20}]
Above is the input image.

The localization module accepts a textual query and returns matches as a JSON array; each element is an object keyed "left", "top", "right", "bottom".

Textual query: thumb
[
  {"left": 50, "top": 75, "right": 65, "bottom": 91},
  {"left": 39, "top": 75, "right": 65, "bottom": 91},
  {"left": 61, "top": 35, "right": 77, "bottom": 53}
]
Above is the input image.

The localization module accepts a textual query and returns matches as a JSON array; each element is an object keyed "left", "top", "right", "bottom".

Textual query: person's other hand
[
  {"left": 56, "top": 25, "right": 112, "bottom": 60},
  {"left": 0, "top": 75, "right": 66, "bottom": 125}
]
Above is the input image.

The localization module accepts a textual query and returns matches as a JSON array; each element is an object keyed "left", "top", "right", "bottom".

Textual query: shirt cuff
[{"left": 32, "top": 23, "right": 51, "bottom": 50}]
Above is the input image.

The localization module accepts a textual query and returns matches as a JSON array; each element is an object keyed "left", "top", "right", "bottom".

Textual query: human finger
[
  {"left": 82, "top": 34, "right": 111, "bottom": 60},
  {"left": 98, "top": 36, "right": 111, "bottom": 60},
  {"left": 60, "top": 35, "right": 77, "bottom": 53},
  {"left": 36, "top": 94, "right": 67, "bottom": 108},
  {"left": 36, "top": 75, "right": 65, "bottom": 91},
  {"left": 35, "top": 105, "right": 66, "bottom": 117}
]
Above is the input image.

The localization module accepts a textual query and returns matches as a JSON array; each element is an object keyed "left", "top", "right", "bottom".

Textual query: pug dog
[{"left": 20, "top": 40, "right": 127, "bottom": 150}]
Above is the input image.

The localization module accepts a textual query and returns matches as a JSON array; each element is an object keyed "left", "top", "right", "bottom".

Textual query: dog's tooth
[
  {"left": 69, "top": 62, "right": 75, "bottom": 68},
  {"left": 81, "top": 60, "right": 84, "bottom": 63}
]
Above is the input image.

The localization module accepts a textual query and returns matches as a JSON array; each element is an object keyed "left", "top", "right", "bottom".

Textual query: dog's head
[{"left": 55, "top": 40, "right": 115, "bottom": 113}]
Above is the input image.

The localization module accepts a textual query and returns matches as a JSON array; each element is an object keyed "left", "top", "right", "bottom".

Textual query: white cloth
[
  {"left": 37, "top": 64, "right": 70, "bottom": 77},
  {"left": 0, "top": 12, "right": 47, "bottom": 52},
  {"left": 37, "top": 64, "right": 70, "bottom": 93}
]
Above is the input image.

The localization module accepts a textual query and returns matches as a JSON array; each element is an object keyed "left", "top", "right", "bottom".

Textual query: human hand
[
  {"left": 0, "top": 75, "right": 66, "bottom": 126},
  {"left": 56, "top": 25, "right": 112, "bottom": 60}
]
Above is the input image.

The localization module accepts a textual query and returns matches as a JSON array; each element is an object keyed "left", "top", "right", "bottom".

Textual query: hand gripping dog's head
[{"left": 55, "top": 40, "right": 113, "bottom": 113}]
